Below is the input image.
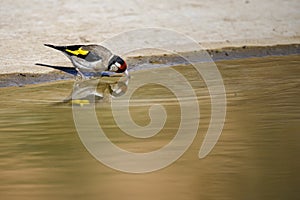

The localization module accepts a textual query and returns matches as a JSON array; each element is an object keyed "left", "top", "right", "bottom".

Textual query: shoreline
[{"left": 1, "top": 43, "right": 299, "bottom": 88}]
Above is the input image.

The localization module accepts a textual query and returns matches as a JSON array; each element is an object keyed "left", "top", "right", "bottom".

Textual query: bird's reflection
[{"left": 64, "top": 74, "right": 129, "bottom": 106}]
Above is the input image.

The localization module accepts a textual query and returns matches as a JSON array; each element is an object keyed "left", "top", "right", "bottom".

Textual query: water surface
[{"left": 0, "top": 55, "right": 299, "bottom": 200}]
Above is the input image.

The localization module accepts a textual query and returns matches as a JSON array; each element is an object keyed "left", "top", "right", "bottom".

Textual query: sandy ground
[{"left": 0, "top": 0, "right": 299, "bottom": 74}]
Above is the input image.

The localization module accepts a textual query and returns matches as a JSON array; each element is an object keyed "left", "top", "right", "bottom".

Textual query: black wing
[{"left": 44, "top": 44, "right": 101, "bottom": 61}]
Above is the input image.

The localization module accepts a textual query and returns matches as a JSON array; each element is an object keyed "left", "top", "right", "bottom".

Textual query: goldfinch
[{"left": 44, "top": 44, "right": 127, "bottom": 78}]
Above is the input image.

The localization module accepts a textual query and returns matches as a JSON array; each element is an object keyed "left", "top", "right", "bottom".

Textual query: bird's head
[{"left": 108, "top": 55, "right": 127, "bottom": 73}]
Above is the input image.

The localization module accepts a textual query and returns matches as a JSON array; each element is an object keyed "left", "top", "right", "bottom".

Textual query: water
[{"left": 0, "top": 55, "right": 299, "bottom": 200}]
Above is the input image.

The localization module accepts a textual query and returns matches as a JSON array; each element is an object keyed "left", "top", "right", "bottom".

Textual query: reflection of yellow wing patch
[
  {"left": 71, "top": 99, "right": 90, "bottom": 106},
  {"left": 66, "top": 47, "right": 89, "bottom": 56}
]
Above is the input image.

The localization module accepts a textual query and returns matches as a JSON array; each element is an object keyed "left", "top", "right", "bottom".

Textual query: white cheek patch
[
  {"left": 115, "top": 62, "right": 121, "bottom": 67},
  {"left": 110, "top": 64, "right": 119, "bottom": 72}
]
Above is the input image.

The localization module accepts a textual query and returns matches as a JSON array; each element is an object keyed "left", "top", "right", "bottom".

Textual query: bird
[
  {"left": 63, "top": 75, "right": 130, "bottom": 105},
  {"left": 43, "top": 44, "right": 128, "bottom": 78}
]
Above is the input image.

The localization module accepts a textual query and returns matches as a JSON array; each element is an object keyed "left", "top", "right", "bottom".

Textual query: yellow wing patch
[
  {"left": 66, "top": 47, "right": 89, "bottom": 56},
  {"left": 71, "top": 99, "right": 90, "bottom": 106}
]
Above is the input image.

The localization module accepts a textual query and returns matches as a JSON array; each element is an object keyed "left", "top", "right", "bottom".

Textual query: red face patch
[{"left": 119, "top": 61, "right": 127, "bottom": 72}]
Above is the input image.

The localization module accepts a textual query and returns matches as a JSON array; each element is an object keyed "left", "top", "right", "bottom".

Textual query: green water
[{"left": 0, "top": 55, "right": 299, "bottom": 200}]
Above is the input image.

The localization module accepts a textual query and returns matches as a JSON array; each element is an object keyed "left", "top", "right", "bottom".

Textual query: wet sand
[{"left": 1, "top": 44, "right": 299, "bottom": 87}]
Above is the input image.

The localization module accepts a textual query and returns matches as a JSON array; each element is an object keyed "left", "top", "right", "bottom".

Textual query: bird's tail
[
  {"left": 35, "top": 63, "right": 78, "bottom": 76},
  {"left": 44, "top": 44, "right": 67, "bottom": 52}
]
